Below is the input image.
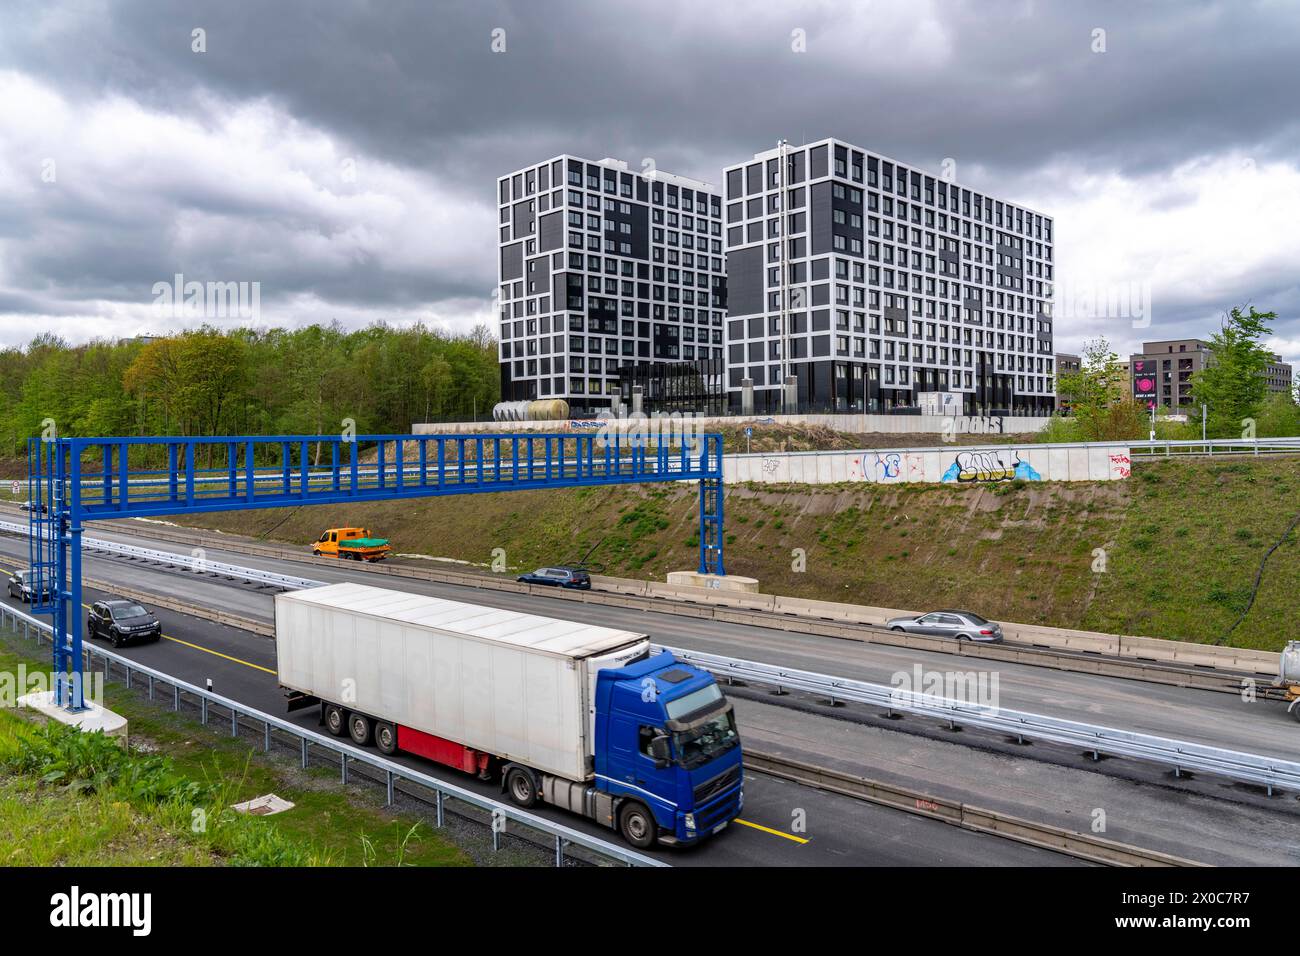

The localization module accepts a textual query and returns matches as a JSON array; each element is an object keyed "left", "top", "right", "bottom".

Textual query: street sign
[
  {"left": 9, "top": 481, "right": 19, "bottom": 496},
  {"left": 744, "top": 427, "right": 753, "bottom": 438}
]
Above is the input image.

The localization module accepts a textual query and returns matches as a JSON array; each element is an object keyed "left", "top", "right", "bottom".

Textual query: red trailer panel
[{"left": 398, "top": 725, "right": 491, "bottom": 777}]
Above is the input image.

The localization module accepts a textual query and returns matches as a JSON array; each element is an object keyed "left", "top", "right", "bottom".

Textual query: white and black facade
[
  {"left": 722, "top": 139, "right": 1056, "bottom": 415},
  {"left": 496, "top": 155, "right": 726, "bottom": 415}
]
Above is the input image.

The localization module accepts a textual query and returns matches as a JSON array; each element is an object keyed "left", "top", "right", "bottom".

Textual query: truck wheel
[
  {"left": 1291, "top": 705, "right": 1300, "bottom": 724},
  {"left": 348, "top": 712, "right": 372, "bottom": 745},
  {"left": 324, "top": 704, "right": 346, "bottom": 736},
  {"left": 505, "top": 767, "right": 538, "bottom": 808},
  {"left": 374, "top": 721, "right": 398, "bottom": 755},
  {"left": 618, "top": 802, "right": 657, "bottom": 849}
]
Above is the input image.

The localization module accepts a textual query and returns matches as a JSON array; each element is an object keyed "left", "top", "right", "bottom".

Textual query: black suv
[
  {"left": 87, "top": 600, "right": 162, "bottom": 647},
  {"left": 516, "top": 567, "right": 592, "bottom": 590}
]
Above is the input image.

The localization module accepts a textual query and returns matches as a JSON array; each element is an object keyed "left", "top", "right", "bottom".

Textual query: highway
[
  {"left": 8, "top": 522, "right": 1296, "bottom": 763},
  {"left": 4, "top": 518, "right": 1297, "bottom": 865},
  {"left": 0, "top": 538, "right": 1083, "bottom": 866}
]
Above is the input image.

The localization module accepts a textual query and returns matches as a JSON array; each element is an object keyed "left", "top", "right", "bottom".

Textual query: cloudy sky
[{"left": 1, "top": 0, "right": 1298, "bottom": 365}]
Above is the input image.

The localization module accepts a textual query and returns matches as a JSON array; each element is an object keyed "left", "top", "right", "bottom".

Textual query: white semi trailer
[{"left": 275, "top": 582, "right": 744, "bottom": 847}]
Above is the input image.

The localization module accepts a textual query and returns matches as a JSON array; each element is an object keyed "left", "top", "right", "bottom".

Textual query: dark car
[
  {"left": 885, "top": 610, "right": 1004, "bottom": 643},
  {"left": 516, "top": 566, "right": 592, "bottom": 590},
  {"left": 18, "top": 501, "right": 47, "bottom": 514},
  {"left": 87, "top": 599, "right": 162, "bottom": 647},
  {"left": 6, "top": 569, "right": 51, "bottom": 603}
]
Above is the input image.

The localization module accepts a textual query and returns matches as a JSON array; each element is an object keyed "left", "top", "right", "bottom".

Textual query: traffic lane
[
  {"left": 733, "top": 695, "right": 1300, "bottom": 866},
  {"left": 0, "top": 534, "right": 278, "bottom": 625},
  {"left": 17, "top": 526, "right": 1293, "bottom": 764},
  {"left": 0, "top": 579, "right": 1078, "bottom": 867}
]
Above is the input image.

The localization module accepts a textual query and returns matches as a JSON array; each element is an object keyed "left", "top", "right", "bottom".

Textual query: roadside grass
[
  {"left": 1082, "top": 458, "right": 1300, "bottom": 649},
  {"left": 167, "top": 456, "right": 1300, "bottom": 650},
  {"left": 0, "top": 637, "right": 472, "bottom": 867}
]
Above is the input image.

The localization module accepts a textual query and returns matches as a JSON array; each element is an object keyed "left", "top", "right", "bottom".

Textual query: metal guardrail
[
  {"left": 1128, "top": 437, "right": 1300, "bottom": 457},
  {"left": 744, "top": 751, "right": 1205, "bottom": 867},
  {"left": 0, "top": 602, "right": 666, "bottom": 868},
  {"left": 657, "top": 644, "right": 1300, "bottom": 796},
  {"left": 0, "top": 521, "right": 323, "bottom": 591}
]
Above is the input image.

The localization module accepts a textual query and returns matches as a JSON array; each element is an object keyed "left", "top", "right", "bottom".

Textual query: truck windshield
[
  {"left": 665, "top": 684, "right": 723, "bottom": 721},
  {"left": 673, "top": 709, "right": 738, "bottom": 770}
]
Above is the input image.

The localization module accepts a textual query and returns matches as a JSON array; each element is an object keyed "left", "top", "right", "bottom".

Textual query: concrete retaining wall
[
  {"left": 415, "top": 412, "right": 1049, "bottom": 436},
  {"left": 725, "top": 443, "right": 1133, "bottom": 484}
]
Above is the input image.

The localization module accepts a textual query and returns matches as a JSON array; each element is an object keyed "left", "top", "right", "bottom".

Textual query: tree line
[{"left": 0, "top": 323, "right": 499, "bottom": 460}]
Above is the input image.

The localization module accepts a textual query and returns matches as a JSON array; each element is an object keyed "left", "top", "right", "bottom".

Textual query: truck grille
[{"left": 693, "top": 765, "right": 741, "bottom": 805}]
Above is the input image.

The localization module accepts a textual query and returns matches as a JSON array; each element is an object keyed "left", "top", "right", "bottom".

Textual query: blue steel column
[
  {"left": 53, "top": 441, "right": 69, "bottom": 707},
  {"left": 68, "top": 442, "right": 85, "bottom": 711}
]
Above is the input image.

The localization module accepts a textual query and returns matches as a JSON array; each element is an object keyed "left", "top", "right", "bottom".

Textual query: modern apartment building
[
  {"left": 721, "top": 139, "right": 1056, "bottom": 415},
  {"left": 1130, "top": 339, "right": 1295, "bottom": 410},
  {"left": 1129, "top": 339, "right": 1209, "bottom": 410},
  {"left": 496, "top": 155, "right": 726, "bottom": 415},
  {"left": 1055, "top": 353, "right": 1081, "bottom": 376},
  {"left": 1264, "top": 353, "right": 1294, "bottom": 396}
]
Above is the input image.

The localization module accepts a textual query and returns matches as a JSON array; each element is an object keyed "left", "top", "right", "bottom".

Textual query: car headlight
[{"left": 683, "top": 813, "right": 696, "bottom": 831}]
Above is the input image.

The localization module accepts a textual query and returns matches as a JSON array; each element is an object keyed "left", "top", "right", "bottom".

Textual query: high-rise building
[
  {"left": 496, "top": 155, "right": 726, "bottom": 415},
  {"left": 721, "top": 139, "right": 1056, "bottom": 415}
]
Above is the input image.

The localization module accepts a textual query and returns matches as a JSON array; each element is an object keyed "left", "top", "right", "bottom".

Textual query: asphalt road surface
[{"left": 0, "top": 540, "right": 1082, "bottom": 867}]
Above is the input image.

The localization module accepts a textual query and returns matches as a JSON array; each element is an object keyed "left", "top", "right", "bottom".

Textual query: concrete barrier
[{"left": 725, "top": 442, "right": 1133, "bottom": 485}]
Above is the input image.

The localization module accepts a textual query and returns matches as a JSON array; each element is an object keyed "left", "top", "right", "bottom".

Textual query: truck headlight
[
  {"left": 738, "top": 789, "right": 744, "bottom": 809},
  {"left": 683, "top": 813, "right": 696, "bottom": 831}
]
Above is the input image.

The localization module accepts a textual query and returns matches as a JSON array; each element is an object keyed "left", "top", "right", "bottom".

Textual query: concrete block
[
  {"left": 665, "top": 571, "right": 761, "bottom": 594},
  {"left": 20, "top": 691, "right": 127, "bottom": 746}
]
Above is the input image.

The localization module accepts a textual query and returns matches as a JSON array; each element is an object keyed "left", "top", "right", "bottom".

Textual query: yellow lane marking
[
  {"left": 0, "top": 556, "right": 275, "bottom": 674},
  {"left": 733, "top": 818, "right": 809, "bottom": 843}
]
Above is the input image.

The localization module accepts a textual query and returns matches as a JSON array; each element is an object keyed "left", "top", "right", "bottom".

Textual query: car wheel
[
  {"left": 374, "top": 721, "right": 398, "bottom": 755},
  {"left": 324, "top": 704, "right": 346, "bottom": 736},
  {"left": 955, "top": 634, "right": 969, "bottom": 642},
  {"left": 618, "top": 801, "right": 657, "bottom": 849},
  {"left": 348, "top": 712, "right": 372, "bottom": 746},
  {"left": 312, "top": 550, "right": 322, "bottom": 558},
  {"left": 506, "top": 767, "right": 539, "bottom": 808},
  {"left": 890, "top": 626, "right": 905, "bottom": 632}
]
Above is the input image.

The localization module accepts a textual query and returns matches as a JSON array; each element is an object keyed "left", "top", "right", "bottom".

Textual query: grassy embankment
[
  {"left": 0, "top": 634, "right": 476, "bottom": 867},
  {"left": 174, "top": 456, "right": 1298, "bottom": 651}
]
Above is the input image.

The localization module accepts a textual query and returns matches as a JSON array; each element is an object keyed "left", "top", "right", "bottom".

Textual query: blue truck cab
[{"left": 593, "top": 651, "right": 744, "bottom": 847}]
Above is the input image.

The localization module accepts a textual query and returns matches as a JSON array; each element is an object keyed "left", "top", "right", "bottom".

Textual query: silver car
[{"left": 885, "top": 610, "right": 1004, "bottom": 643}]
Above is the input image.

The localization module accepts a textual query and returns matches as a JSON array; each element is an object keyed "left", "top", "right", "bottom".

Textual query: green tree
[
  {"left": 1055, "top": 337, "right": 1143, "bottom": 440},
  {"left": 1190, "top": 305, "right": 1277, "bottom": 438}
]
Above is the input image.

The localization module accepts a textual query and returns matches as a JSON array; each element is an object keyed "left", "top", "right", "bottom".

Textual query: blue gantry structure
[{"left": 28, "top": 432, "right": 726, "bottom": 710}]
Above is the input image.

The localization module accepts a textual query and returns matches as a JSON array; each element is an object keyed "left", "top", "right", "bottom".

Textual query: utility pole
[{"left": 1202, "top": 403, "right": 1207, "bottom": 442}]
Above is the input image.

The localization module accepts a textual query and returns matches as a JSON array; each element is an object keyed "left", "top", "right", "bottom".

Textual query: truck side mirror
[{"left": 649, "top": 734, "right": 671, "bottom": 767}]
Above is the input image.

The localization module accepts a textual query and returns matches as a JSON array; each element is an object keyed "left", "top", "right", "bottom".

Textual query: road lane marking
[{"left": 733, "top": 818, "right": 809, "bottom": 843}]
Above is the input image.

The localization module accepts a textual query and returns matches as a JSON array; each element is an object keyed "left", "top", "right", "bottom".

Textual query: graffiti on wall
[
  {"left": 874, "top": 453, "right": 901, "bottom": 479},
  {"left": 941, "top": 450, "right": 1042, "bottom": 483},
  {"left": 1108, "top": 453, "right": 1131, "bottom": 479}
]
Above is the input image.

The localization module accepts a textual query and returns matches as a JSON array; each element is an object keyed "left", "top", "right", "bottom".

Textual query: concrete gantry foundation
[
  {"left": 667, "top": 571, "right": 760, "bottom": 594},
  {"left": 19, "top": 690, "right": 128, "bottom": 746}
]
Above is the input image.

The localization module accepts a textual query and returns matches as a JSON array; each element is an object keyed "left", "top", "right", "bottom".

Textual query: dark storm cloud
[{"left": 0, "top": 0, "right": 1297, "bottom": 359}]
